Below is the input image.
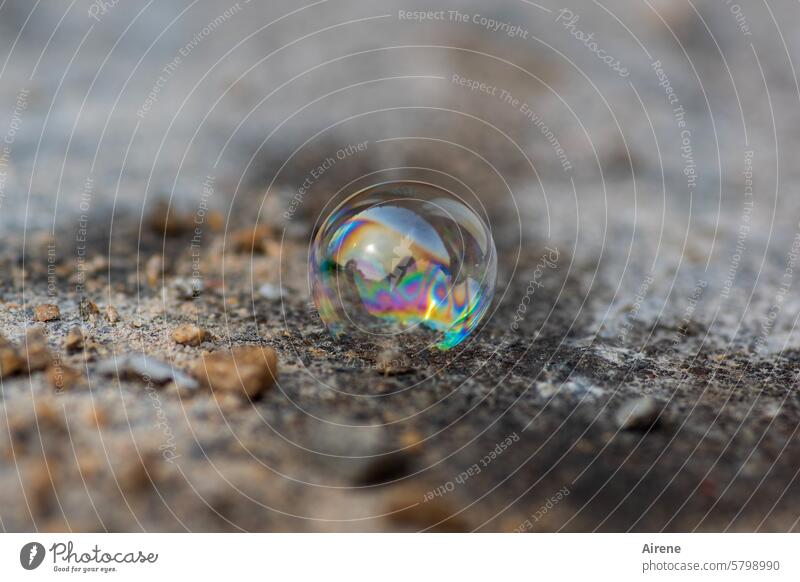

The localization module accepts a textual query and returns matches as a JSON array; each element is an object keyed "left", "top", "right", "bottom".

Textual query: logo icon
[{"left": 20, "top": 542, "right": 45, "bottom": 570}]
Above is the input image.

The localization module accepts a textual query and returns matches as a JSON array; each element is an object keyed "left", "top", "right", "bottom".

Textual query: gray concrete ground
[{"left": 0, "top": 0, "right": 799, "bottom": 531}]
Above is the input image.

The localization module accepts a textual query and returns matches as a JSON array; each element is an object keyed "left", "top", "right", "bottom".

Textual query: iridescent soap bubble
[{"left": 310, "top": 181, "right": 496, "bottom": 350}]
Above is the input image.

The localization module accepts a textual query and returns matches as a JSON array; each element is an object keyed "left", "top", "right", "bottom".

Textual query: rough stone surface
[{"left": 0, "top": 1, "right": 799, "bottom": 532}]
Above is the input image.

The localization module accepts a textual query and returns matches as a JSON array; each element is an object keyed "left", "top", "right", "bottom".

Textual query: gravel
[{"left": 0, "top": 0, "right": 799, "bottom": 532}]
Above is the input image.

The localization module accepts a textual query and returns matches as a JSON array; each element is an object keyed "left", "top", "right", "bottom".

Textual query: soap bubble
[{"left": 310, "top": 181, "right": 496, "bottom": 350}]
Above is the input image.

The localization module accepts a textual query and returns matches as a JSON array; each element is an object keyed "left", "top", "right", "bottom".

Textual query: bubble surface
[{"left": 310, "top": 181, "right": 496, "bottom": 350}]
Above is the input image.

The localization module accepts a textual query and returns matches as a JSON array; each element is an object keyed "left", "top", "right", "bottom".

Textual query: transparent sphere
[{"left": 310, "top": 181, "right": 497, "bottom": 350}]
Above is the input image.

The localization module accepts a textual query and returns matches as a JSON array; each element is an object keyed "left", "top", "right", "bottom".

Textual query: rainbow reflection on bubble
[{"left": 310, "top": 181, "right": 496, "bottom": 350}]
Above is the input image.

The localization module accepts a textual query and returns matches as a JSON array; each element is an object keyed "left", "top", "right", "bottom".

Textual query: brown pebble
[
  {"left": 230, "top": 224, "right": 273, "bottom": 255},
  {"left": 0, "top": 334, "right": 23, "bottom": 378},
  {"left": 376, "top": 349, "right": 412, "bottom": 376},
  {"left": 173, "top": 324, "right": 210, "bottom": 347},
  {"left": 34, "top": 304, "right": 60, "bottom": 322},
  {"left": 145, "top": 255, "right": 163, "bottom": 287},
  {"left": 400, "top": 429, "right": 424, "bottom": 453},
  {"left": 171, "top": 278, "right": 202, "bottom": 300},
  {"left": 148, "top": 200, "right": 190, "bottom": 236},
  {"left": 616, "top": 396, "right": 662, "bottom": 431},
  {"left": 65, "top": 326, "right": 84, "bottom": 352},
  {"left": 385, "top": 487, "right": 469, "bottom": 532},
  {"left": 194, "top": 346, "right": 278, "bottom": 398},
  {"left": 23, "top": 328, "right": 52, "bottom": 372},
  {"left": 79, "top": 296, "right": 100, "bottom": 321},
  {"left": 105, "top": 305, "right": 121, "bottom": 323}
]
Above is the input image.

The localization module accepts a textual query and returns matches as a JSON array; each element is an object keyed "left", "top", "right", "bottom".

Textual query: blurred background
[{"left": 0, "top": 0, "right": 798, "bottom": 532}]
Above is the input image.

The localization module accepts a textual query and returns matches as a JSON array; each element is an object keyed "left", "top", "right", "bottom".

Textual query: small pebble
[
  {"left": 145, "top": 255, "right": 163, "bottom": 287},
  {"left": 79, "top": 296, "right": 100, "bottom": 321},
  {"left": 147, "top": 200, "right": 190, "bottom": 236},
  {"left": 171, "top": 278, "right": 203, "bottom": 300},
  {"left": 376, "top": 349, "right": 412, "bottom": 376},
  {"left": 105, "top": 305, "right": 121, "bottom": 324},
  {"left": 65, "top": 326, "right": 85, "bottom": 352},
  {"left": 173, "top": 324, "right": 210, "bottom": 347},
  {"left": 97, "top": 354, "right": 198, "bottom": 390},
  {"left": 400, "top": 429, "right": 424, "bottom": 453},
  {"left": 0, "top": 334, "right": 23, "bottom": 378},
  {"left": 194, "top": 346, "right": 278, "bottom": 398},
  {"left": 258, "top": 283, "right": 285, "bottom": 300},
  {"left": 34, "top": 304, "right": 60, "bottom": 322},
  {"left": 385, "top": 486, "right": 469, "bottom": 532},
  {"left": 616, "top": 396, "right": 662, "bottom": 431},
  {"left": 230, "top": 224, "right": 273, "bottom": 254},
  {"left": 23, "top": 328, "right": 52, "bottom": 372}
]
